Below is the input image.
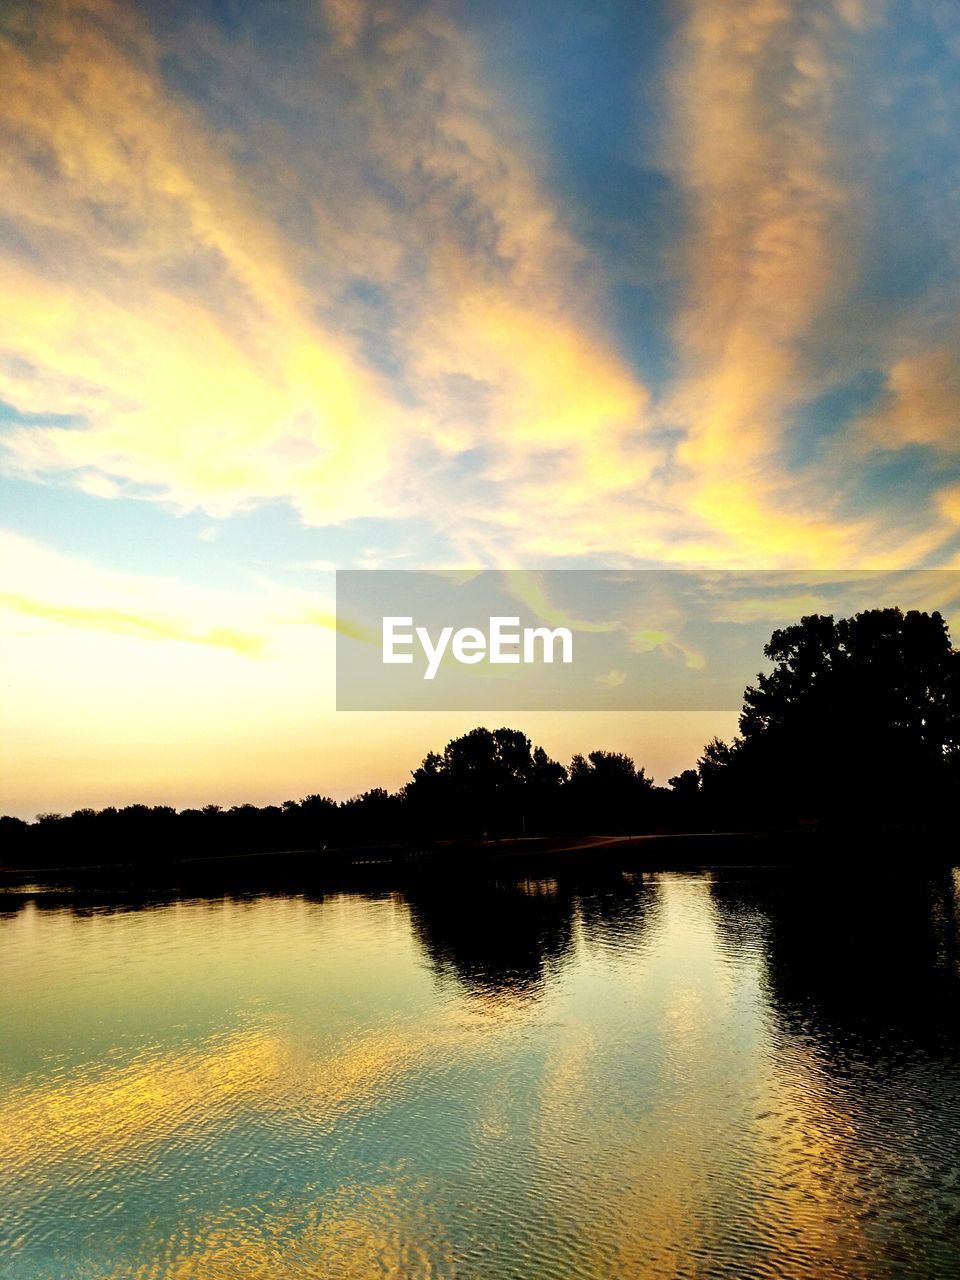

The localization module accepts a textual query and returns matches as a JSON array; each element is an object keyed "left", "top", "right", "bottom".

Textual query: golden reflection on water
[
  {"left": 0, "top": 1012, "right": 502, "bottom": 1172},
  {"left": 2, "top": 1015, "right": 485, "bottom": 1279},
  {"left": 2, "top": 873, "right": 960, "bottom": 1279},
  {"left": 99, "top": 1183, "right": 459, "bottom": 1280},
  {"left": 523, "top": 875, "right": 947, "bottom": 1280},
  {"left": 1, "top": 1029, "right": 284, "bottom": 1168}
]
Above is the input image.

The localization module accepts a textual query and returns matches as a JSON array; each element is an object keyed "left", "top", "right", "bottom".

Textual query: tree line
[{"left": 2, "top": 607, "right": 958, "bottom": 867}]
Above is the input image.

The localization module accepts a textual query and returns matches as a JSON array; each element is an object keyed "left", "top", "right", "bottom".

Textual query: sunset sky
[{"left": 3, "top": 0, "right": 960, "bottom": 817}]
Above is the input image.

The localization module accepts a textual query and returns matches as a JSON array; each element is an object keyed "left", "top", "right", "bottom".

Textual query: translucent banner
[{"left": 335, "top": 569, "right": 960, "bottom": 710}]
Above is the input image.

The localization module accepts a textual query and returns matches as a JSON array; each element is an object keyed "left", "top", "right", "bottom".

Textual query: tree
[
  {"left": 566, "top": 750, "right": 654, "bottom": 833},
  {"left": 339, "top": 788, "right": 403, "bottom": 844},
  {"left": 404, "top": 727, "right": 565, "bottom": 838},
  {"left": 700, "top": 608, "right": 960, "bottom": 827},
  {"left": 0, "top": 815, "right": 29, "bottom": 865},
  {"left": 667, "top": 769, "right": 701, "bottom": 826},
  {"left": 668, "top": 769, "right": 700, "bottom": 799}
]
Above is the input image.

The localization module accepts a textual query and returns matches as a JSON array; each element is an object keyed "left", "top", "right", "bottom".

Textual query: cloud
[
  {"left": 656, "top": 0, "right": 872, "bottom": 564},
  {"left": 0, "top": 0, "right": 668, "bottom": 562},
  {"left": 308, "top": 1, "right": 665, "bottom": 551},
  {"left": 0, "top": 0, "right": 409, "bottom": 524},
  {"left": 502, "top": 571, "right": 621, "bottom": 634},
  {"left": 940, "top": 487, "right": 960, "bottom": 524},
  {"left": 857, "top": 345, "right": 960, "bottom": 451},
  {"left": 301, "top": 608, "right": 375, "bottom": 644},
  {"left": 629, "top": 628, "right": 706, "bottom": 672},
  {"left": 0, "top": 592, "right": 266, "bottom": 655},
  {"left": 0, "top": 529, "right": 363, "bottom": 666},
  {"left": 1, "top": 0, "right": 959, "bottom": 579}
]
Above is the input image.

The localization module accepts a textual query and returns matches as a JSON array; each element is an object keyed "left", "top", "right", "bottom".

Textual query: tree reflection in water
[{"left": 405, "top": 870, "right": 656, "bottom": 1004}]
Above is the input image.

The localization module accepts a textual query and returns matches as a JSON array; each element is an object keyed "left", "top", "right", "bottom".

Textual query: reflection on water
[{"left": 1, "top": 866, "right": 959, "bottom": 1278}]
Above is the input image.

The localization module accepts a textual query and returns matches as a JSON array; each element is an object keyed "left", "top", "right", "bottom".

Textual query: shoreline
[{"left": 1, "top": 827, "right": 951, "bottom": 895}]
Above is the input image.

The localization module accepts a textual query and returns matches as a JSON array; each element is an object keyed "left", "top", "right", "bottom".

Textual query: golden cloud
[
  {"left": 859, "top": 345, "right": 960, "bottom": 451},
  {"left": 0, "top": 592, "right": 266, "bottom": 655},
  {"left": 1, "top": 0, "right": 956, "bottom": 577}
]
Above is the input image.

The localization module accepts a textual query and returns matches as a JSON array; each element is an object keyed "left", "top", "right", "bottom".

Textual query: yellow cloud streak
[
  {"left": 0, "top": 592, "right": 265, "bottom": 655},
  {"left": 661, "top": 0, "right": 875, "bottom": 566},
  {"left": 302, "top": 609, "right": 376, "bottom": 644}
]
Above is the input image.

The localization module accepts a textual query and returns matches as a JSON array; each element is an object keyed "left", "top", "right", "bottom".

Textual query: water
[{"left": 2, "top": 867, "right": 960, "bottom": 1279}]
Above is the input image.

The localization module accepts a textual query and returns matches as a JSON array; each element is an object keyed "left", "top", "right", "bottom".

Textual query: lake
[{"left": 2, "top": 866, "right": 959, "bottom": 1278}]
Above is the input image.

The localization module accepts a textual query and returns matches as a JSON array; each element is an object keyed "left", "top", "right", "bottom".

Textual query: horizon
[
  {"left": 2, "top": 711, "right": 736, "bottom": 820},
  {"left": 7, "top": 593, "right": 958, "bottom": 824}
]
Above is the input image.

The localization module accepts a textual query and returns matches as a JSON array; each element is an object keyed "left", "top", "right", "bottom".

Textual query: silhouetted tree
[
  {"left": 339, "top": 788, "right": 404, "bottom": 845},
  {"left": 667, "top": 769, "right": 703, "bottom": 828},
  {"left": 699, "top": 608, "right": 960, "bottom": 829},
  {"left": 566, "top": 750, "right": 654, "bottom": 833},
  {"left": 0, "top": 815, "right": 29, "bottom": 864},
  {"left": 404, "top": 727, "right": 565, "bottom": 838},
  {"left": 668, "top": 769, "right": 700, "bottom": 799}
]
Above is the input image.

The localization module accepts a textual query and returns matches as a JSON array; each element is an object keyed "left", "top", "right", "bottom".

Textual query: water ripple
[{"left": 1, "top": 870, "right": 959, "bottom": 1278}]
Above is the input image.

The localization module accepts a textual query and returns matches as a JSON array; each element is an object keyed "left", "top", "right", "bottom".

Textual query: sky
[{"left": 2, "top": 0, "right": 960, "bottom": 817}]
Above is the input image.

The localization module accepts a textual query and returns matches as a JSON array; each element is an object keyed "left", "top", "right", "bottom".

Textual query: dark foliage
[{"left": 698, "top": 607, "right": 960, "bottom": 828}]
